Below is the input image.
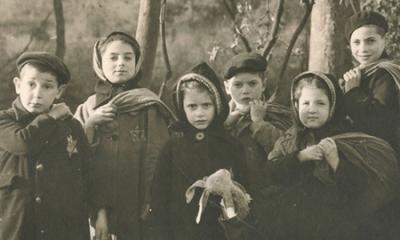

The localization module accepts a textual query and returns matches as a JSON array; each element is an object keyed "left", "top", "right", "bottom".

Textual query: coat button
[
  {"left": 35, "top": 196, "right": 42, "bottom": 204},
  {"left": 36, "top": 164, "right": 44, "bottom": 171},
  {"left": 195, "top": 132, "right": 205, "bottom": 141},
  {"left": 40, "top": 229, "right": 45, "bottom": 234}
]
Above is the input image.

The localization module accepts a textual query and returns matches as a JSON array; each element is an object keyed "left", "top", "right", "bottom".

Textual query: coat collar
[
  {"left": 93, "top": 78, "right": 139, "bottom": 109},
  {"left": 12, "top": 97, "right": 35, "bottom": 122}
]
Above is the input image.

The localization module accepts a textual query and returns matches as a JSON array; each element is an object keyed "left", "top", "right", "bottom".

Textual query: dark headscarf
[
  {"left": 173, "top": 62, "right": 229, "bottom": 129},
  {"left": 290, "top": 71, "right": 350, "bottom": 145}
]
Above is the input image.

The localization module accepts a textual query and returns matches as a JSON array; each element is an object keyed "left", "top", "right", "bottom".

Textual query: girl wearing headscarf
[
  {"left": 74, "top": 32, "right": 176, "bottom": 240},
  {"left": 150, "top": 62, "right": 250, "bottom": 240},
  {"left": 261, "top": 71, "right": 400, "bottom": 240}
]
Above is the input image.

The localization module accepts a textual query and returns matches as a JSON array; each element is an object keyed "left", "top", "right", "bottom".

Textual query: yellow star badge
[{"left": 67, "top": 135, "right": 78, "bottom": 158}]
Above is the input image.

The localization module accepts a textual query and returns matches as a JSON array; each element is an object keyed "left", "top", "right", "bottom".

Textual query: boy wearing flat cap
[
  {"left": 0, "top": 52, "right": 91, "bottom": 240},
  {"left": 223, "top": 52, "right": 291, "bottom": 208},
  {"left": 343, "top": 10, "right": 400, "bottom": 154}
]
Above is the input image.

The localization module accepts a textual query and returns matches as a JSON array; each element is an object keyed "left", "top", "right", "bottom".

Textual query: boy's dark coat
[
  {"left": 344, "top": 67, "right": 399, "bottom": 151},
  {"left": 0, "top": 98, "right": 90, "bottom": 240}
]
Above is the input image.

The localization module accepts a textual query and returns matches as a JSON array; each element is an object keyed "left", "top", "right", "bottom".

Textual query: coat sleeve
[
  {"left": 344, "top": 69, "right": 398, "bottom": 142},
  {"left": 249, "top": 120, "right": 284, "bottom": 154},
  {"left": 150, "top": 140, "right": 173, "bottom": 240},
  {"left": 219, "top": 216, "right": 255, "bottom": 240},
  {"left": 266, "top": 133, "right": 302, "bottom": 187},
  {"left": 142, "top": 106, "right": 171, "bottom": 209},
  {"left": 334, "top": 153, "right": 368, "bottom": 197},
  {"left": 0, "top": 110, "right": 57, "bottom": 155},
  {"left": 72, "top": 118, "right": 94, "bottom": 206}
]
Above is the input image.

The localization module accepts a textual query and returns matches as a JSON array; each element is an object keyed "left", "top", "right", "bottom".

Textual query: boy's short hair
[
  {"left": 345, "top": 10, "right": 388, "bottom": 41},
  {"left": 16, "top": 51, "right": 70, "bottom": 85},
  {"left": 223, "top": 52, "right": 267, "bottom": 80}
]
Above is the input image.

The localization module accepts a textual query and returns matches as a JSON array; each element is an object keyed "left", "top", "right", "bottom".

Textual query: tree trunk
[
  {"left": 136, "top": 0, "right": 161, "bottom": 88},
  {"left": 308, "top": 0, "right": 354, "bottom": 75},
  {"left": 53, "top": 0, "right": 66, "bottom": 59}
]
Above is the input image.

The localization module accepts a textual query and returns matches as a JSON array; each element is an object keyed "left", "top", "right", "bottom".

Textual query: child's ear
[
  {"left": 224, "top": 80, "right": 231, "bottom": 95},
  {"left": 56, "top": 84, "right": 67, "bottom": 99},
  {"left": 13, "top": 77, "right": 21, "bottom": 95}
]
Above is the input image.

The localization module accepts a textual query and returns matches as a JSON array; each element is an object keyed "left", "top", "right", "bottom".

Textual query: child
[
  {"left": 223, "top": 52, "right": 291, "bottom": 206},
  {"left": 74, "top": 32, "right": 176, "bottom": 240},
  {"left": 150, "top": 62, "right": 248, "bottom": 240},
  {"left": 264, "top": 71, "right": 400, "bottom": 240},
  {"left": 0, "top": 52, "right": 91, "bottom": 240},
  {"left": 343, "top": 10, "right": 400, "bottom": 153}
]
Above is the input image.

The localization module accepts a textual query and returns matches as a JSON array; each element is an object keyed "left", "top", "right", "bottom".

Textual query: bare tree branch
[
  {"left": 268, "top": 0, "right": 314, "bottom": 104},
  {"left": 222, "top": 0, "right": 252, "bottom": 52},
  {"left": 54, "top": 0, "right": 66, "bottom": 59},
  {"left": 262, "top": 0, "right": 284, "bottom": 58},
  {"left": 0, "top": 10, "right": 53, "bottom": 73},
  {"left": 158, "top": 0, "right": 172, "bottom": 98}
]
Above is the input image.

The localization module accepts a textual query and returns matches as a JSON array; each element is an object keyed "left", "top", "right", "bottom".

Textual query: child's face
[
  {"left": 101, "top": 40, "right": 136, "bottom": 84},
  {"left": 183, "top": 89, "right": 216, "bottom": 130},
  {"left": 224, "top": 72, "right": 264, "bottom": 108},
  {"left": 297, "top": 86, "right": 330, "bottom": 129},
  {"left": 350, "top": 25, "right": 385, "bottom": 65},
  {"left": 14, "top": 65, "right": 65, "bottom": 114}
]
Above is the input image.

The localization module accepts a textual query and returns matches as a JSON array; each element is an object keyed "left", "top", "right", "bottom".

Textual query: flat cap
[
  {"left": 16, "top": 51, "right": 70, "bottom": 84},
  {"left": 345, "top": 10, "right": 388, "bottom": 41},
  {"left": 223, "top": 52, "right": 267, "bottom": 80}
]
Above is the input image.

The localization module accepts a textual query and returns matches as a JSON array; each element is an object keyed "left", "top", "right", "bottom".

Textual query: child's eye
[
  {"left": 301, "top": 101, "right": 310, "bottom": 106},
  {"left": 110, "top": 56, "right": 118, "bottom": 61},
  {"left": 248, "top": 81, "right": 258, "bottom": 87},
  {"left": 366, "top": 39, "right": 376, "bottom": 44},
  {"left": 203, "top": 103, "right": 213, "bottom": 108},
  {"left": 352, "top": 40, "right": 360, "bottom": 45},
  {"left": 124, "top": 56, "right": 133, "bottom": 61},
  {"left": 28, "top": 82, "right": 36, "bottom": 88},
  {"left": 233, "top": 83, "right": 243, "bottom": 88},
  {"left": 44, "top": 84, "right": 54, "bottom": 90},
  {"left": 187, "top": 104, "right": 197, "bottom": 110}
]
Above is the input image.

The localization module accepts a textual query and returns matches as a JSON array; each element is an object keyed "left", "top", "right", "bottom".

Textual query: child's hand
[
  {"left": 48, "top": 103, "right": 72, "bottom": 120},
  {"left": 298, "top": 145, "right": 323, "bottom": 162},
  {"left": 250, "top": 100, "right": 267, "bottom": 123},
  {"left": 343, "top": 68, "right": 361, "bottom": 93},
  {"left": 236, "top": 104, "right": 250, "bottom": 115},
  {"left": 94, "top": 208, "right": 111, "bottom": 240},
  {"left": 87, "top": 103, "right": 117, "bottom": 127},
  {"left": 318, "top": 138, "right": 339, "bottom": 171},
  {"left": 220, "top": 198, "right": 237, "bottom": 220}
]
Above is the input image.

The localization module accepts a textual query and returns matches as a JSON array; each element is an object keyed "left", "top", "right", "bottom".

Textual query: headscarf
[
  {"left": 91, "top": 32, "right": 144, "bottom": 108},
  {"left": 173, "top": 62, "right": 229, "bottom": 129},
  {"left": 92, "top": 31, "right": 143, "bottom": 82},
  {"left": 290, "top": 71, "right": 349, "bottom": 144}
]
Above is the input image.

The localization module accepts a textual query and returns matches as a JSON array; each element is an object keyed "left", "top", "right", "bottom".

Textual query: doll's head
[{"left": 93, "top": 32, "right": 142, "bottom": 84}]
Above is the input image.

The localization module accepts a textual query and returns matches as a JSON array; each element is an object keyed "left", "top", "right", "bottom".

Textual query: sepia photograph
[{"left": 0, "top": 0, "right": 400, "bottom": 239}]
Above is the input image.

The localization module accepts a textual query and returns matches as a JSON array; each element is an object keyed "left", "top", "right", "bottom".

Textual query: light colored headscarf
[{"left": 92, "top": 31, "right": 143, "bottom": 82}]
